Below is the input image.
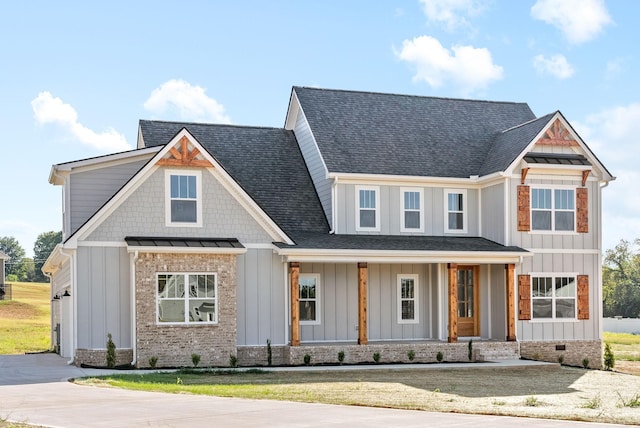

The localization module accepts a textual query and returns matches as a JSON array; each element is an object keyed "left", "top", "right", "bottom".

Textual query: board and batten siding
[
  {"left": 76, "top": 246, "right": 131, "bottom": 350},
  {"left": 69, "top": 159, "right": 148, "bottom": 236},
  {"left": 481, "top": 183, "right": 505, "bottom": 244},
  {"left": 337, "top": 184, "right": 479, "bottom": 236},
  {"left": 517, "top": 253, "right": 601, "bottom": 341},
  {"left": 88, "top": 167, "right": 273, "bottom": 244},
  {"left": 293, "top": 108, "right": 332, "bottom": 227},
  {"left": 236, "top": 249, "right": 286, "bottom": 346}
]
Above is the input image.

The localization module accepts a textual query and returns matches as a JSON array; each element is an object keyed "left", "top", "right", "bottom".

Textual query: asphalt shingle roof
[
  {"left": 139, "top": 121, "right": 330, "bottom": 235},
  {"left": 293, "top": 86, "right": 537, "bottom": 178}
]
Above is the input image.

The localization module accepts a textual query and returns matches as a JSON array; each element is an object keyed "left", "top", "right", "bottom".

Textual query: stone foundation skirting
[
  {"left": 237, "top": 345, "right": 288, "bottom": 366},
  {"left": 520, "top": 340, "right": 602, "bottom": 368},
  {"left": 74, "top": 348, "right": 133, "bottom": 367}
]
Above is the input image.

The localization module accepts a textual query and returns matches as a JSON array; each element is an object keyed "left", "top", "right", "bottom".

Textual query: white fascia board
[
  {"left": 284, "top": 90, "right": 300, "bottom": 130},
  {"left": 49, "top": 147, "right": 161, "bottom": 185},
  {"left": 125, "top": 246, "right": 247, "bottom": 255},
  {"left": 67, "top": 128, "right": 292, "bottom": 246},
  {"left": 41, "top": 244, "right": 69, "bottom": 275},
  {"left": 277, "top": 248, "right": 531, "bottom": 264},
  {"left": 504, "top": 112, "right": 615, "bottom": 181},
  {"left": 328, "top": 172, "right": 484, "bottom": 188}
]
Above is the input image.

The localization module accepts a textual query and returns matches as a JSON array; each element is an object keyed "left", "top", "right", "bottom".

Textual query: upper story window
[
  {"left": 356, "top": 186, "right": 380, "bottom": 231},
  {"left": 401, "top": 188, "right": 423, "bottom": 232},
  {"left": 531, "top": 274, "right": 576, "bottom": 319},
  {"left": 165, "top": 170, "right": 202, "bottom": 227},
  {"left": 300, "top": 273, "right": 320, "bottom": 325},
  {"left": 397, "top": 274, "right": 419, "bottom": 324},
  {"left": 445, "top": 189, "right": 467, "bottom": 233},
  {"left": 531, "top": 188, "right": 575, "bottom": 232},
  {"left": 157, "top": 273, "right": 217, "bottom": 324}
]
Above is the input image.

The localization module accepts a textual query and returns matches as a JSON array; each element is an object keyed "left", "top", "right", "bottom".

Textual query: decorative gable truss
[{"left": 156, "top": 136, "right": 213, "bottom": 168}]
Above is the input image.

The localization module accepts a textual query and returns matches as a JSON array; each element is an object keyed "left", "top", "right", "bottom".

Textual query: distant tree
[
  {"left": 0, "top": 236, "right": 26, "bottom": 279},
  {"left": 603, "top": 239, "right": 640, "bottom": 318},
  {"left": 33, "top": 231, "right": 62, "bottom": 282}
]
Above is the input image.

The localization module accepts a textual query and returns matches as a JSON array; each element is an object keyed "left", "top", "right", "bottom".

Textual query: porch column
[
  {"left": 357, "top": 262, "right": 368, "bottom": 345},
  {"left": 505, "top": 263, "right": 516, "bottom": 341},
  {"left": 290, "top": 262, "right": 300, "bottom": 346},
  {"left": 447, "top": 263, "right": 458, "bottom": 343}
]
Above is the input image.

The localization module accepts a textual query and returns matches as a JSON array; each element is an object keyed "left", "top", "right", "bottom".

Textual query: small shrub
[
  {"left": 604, "top": 343, "right": 615, "bottom": 370},
  {"left": 148, "top": 356, "right": 158, "bottom": 368},
  {"left": 582, "top": 393, "right": 601, "bottom": 409},
  {"left": 229, "top": 354, "right": 238, "bottom": 368},
  {"left": 338, "top": 350, "right": 345, "bottom": 364},
  {"left": 582, "top": 358, "right": 589, "bottom": 369},
  {"left": 436, "top": 351, "right": 444, "bottom": 362},
  {"left": 524, "top": 396, "right": 540, "bottom": 407},
  {"left": 373, "top": 352, "right": 381, "bottom": 363},
  {"left": 558, "top": 354, "right": 564, "bottom": 365},
  {"left": 267, "top": 339, "right": 272, "bottom": 366},
  {"left": 303, "top": 354, "right": 311, "bottom": 365},
  {"left": 407, "top": 350, "right": 416, "bottom": 361},
  {"left": 176, "top": 377, "right": 183, "bottom": 385},
  {"left": 191, "top": 353, "right": 201, "bottom": 367},
  {"left": 468, "top": 340, "right": 473, "bottom": 361},
  {"left": 106, "top": 333, "right": 116, "bottom": 368}
]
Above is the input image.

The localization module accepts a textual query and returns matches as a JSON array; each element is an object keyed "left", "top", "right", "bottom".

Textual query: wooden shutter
[
  {"left": 577, "top": 275, "right": 589, "bottom": 320},
  {"left": 518, "top": 274, "right": 531, "bottom": 320},
  {"left": 576, "top": 188, "right": 588, "bottom": 233},
  {"left": 517, "top": 185, "right": 530, "bottom": 232}
]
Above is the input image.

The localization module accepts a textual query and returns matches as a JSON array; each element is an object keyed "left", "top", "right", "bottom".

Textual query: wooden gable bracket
[
  {"left": 582, "top": 170, "right": 590, "bottom": 187},
  {"left": 156, "top": 136, "right": 213, "bottom": 168},
  {"left": 536, "top": 118, "right": 579, "bottom": 147},
  {"left": 521, "top": 167, "right": 529, "bottom": 185}
]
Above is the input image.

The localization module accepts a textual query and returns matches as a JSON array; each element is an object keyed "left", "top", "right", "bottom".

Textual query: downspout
[
  {"left": 59, "top": 247, "right": 75, "bottom": 365},
  {"left": 44, "top": 271, "right": 54, "bottom": 352},
  {"left": 130, "top": 250, "right": 139, "bottom": 366},
  {"left": 329, "top": 176, "right": 338, "bottom": 234}
]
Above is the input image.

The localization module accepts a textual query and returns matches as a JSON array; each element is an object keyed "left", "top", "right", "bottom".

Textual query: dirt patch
[
  {"left": 616, "top": 360, "right": 640, "bottom": 376},
  {"left": 0, "top": 301, "right": 40, "bottom": 320}
]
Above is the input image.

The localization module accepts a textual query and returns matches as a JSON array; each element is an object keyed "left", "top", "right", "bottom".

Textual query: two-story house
[{"left": 43, "top": 86, "right": 613, "bottom": 368}]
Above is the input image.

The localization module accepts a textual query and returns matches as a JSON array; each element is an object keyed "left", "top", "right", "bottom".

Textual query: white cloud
[
  {"left": 419, "top": 0, "right": 488, "bottom": 30},
  {"left": 143, "top": 79, "right": 231, "bottom": 124},
  {"left": 395, "top": 35, "right": 503, "bottom": 94},
  {"left": 533, "top": 54, "right": 575, "bottom": 79},
  {"left": 574, "top": 104, "right": 640, "bottom": 249},
  {"left": 31, "top": 92, "right": 131, "bottom": 152},
  {"left": 531, "top": 0, "right": 612, "bottom": 44}
]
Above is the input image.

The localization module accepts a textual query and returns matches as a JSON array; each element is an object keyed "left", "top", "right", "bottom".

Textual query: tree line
[{"left": 1, "top": 232, "right": 62, "bottom": 283}]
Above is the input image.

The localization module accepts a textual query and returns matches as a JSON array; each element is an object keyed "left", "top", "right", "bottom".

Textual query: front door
[{"left": 457, "top": 266, "right": 479, "bottom": 337}]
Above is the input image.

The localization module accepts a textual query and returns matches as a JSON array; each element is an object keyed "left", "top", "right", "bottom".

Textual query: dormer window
[
  {"left": 165, "top": 170, "right": 202, "bottom": 227},
  {"left": 356, "top": 186, "right": 380, "bottom": 231}
]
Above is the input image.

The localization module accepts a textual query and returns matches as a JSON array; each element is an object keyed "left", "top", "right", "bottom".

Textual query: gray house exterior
[{"left": 43, "top": 87, "right": 614, "bottom": 368}]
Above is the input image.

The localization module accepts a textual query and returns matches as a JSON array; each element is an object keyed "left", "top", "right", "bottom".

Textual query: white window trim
[
  {"left": 397, "top": 274, "right": 419, "bottom": 324},
  {"left": 529, "top": 272, "right": 578, "bottom": 322},
  {"left": 529, "top": 184, "right": 577, "bottom": 235},
  {"left": 400, "top": 187, "right": 424, "bottom": 233},
  {"left": 156, "top": 272, "right": 218, "bottom": 325},
  {"left": 355, "top": 185, "right": 380, "bottom": 232},
  {"left": 444, "top": 189, "right": 467, "bottom": 234},
  {"left": 299, "top": 273, "right": 321, "bottom": 325},
  {"left": 165, "top": 169, "right": 203, "bottom": 227}
]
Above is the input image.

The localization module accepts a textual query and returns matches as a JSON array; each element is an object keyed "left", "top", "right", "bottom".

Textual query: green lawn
[
  {"left": 604, "top": 331, "right": 640, "bottom": 361},
  {"left": 0, "top": 282, "right": 51, "bottom": 354}
]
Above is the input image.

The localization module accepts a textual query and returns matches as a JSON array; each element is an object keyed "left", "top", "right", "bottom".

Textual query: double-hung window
[
  {"left": 397, "top": 274, "right": 419, "bottom": 323},
  {"left": 445, "top": 189, "right": 467, "bottom": 233},
  {"left": 166, "top": 170, "right": 202, "bottom": 227},
  {"left": 401, "top": 188, "right": 423, "bottom": 232},
  {"left": 531, "top": 274, "right": 576, "bottom": 319},
  {"left": 299, "top": 273, "right": 320, "bottom": 324},
  {"left": 531, "top": 188, "right": 575, "bottom": 232},
  {"left": 356, "top": 186, "right": 380, "bottom": 231},
  {"left": 157, "top": 273, "right": 217, "bottom": 324}
]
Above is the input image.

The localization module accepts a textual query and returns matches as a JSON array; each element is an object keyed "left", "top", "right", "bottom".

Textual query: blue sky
[{"left": 0, "top": 0, "right": 637, "bottom": 257}]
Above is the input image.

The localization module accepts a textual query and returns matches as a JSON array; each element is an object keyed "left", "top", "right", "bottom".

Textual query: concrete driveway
[{"left": 0, "top": 353, "right": 628, "bottom": 427}]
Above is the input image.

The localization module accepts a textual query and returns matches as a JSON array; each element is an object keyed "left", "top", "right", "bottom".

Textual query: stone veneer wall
[
  {"left": 75, "top": 349, "right": 133, "bottom": 367},
  {"left": 237, "top": 345, "right": 288, "bottom": 367},
  {"left": 135, "top": 252, "right": 237, "bottom": 368},
  {"left": 520, "top": 340, "right": 602, "bottom": 368}
]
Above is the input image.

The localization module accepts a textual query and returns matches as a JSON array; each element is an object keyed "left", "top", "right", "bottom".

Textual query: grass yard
[
  {"left": 0, "top": 282, "right": 51, "bottom": 354},
  {"left": 78, "top": 365, "right": 640, "bottom": 425}
]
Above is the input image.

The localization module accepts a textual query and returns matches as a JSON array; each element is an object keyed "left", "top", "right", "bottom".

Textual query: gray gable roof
[
  {"left": 139, "top": 120, "right": 329, "bottom": 235},
  {"left": 293, "top": 86, "right": 537, "bottom": 178}
]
